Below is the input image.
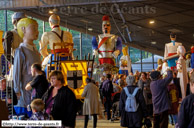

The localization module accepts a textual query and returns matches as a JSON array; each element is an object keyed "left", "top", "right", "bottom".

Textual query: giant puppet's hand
[
  {"left": 93, "top": 49, "right": 99, "bottom": 58},
  {"left": 112, "top": 50, "right": 120, "bottom": 58}
]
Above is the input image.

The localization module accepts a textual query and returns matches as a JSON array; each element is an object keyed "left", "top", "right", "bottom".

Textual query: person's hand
[
  {"left": 16, "top": 92, "right": 21, "bottom": 100},
  {"left": 7, "top": 98, "right": 12, "bottom": 104}
]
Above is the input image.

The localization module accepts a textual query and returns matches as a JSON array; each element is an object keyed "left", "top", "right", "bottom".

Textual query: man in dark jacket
[
  {"left": 178, "top": 72, "right": 194, "bottom": 128},
  {"left": 42, "top": 71, "right": 77, "bottom": 128},
  {"left": 102, "top": 74, "right": 113, "bottom": 120},
  {"left": 119, "top": 75, "right": 147, "bottom": 128},
  {"left": 150, "top": 70, "right": 173, "bottom": 128}
]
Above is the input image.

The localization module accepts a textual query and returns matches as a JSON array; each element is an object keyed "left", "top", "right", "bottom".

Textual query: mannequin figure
[
  {"left": 3, "top": 12, "right": 26, "bottom": 63},
  {"left": 92, "top": 15, "right": 122, "bottom": 65},
  {"left": 176, "top": 46, "right": 188, "bottom": 99},
  {"left": 119, "top": 46, "right": 132, "bottom": 75},
  {"left": 40, "top": 14, "right": 74, "bottom": 69},
  {"left": 164, "top": 33, "right": 182, "bottom": 70},
  {"left": 13, "top": 18, "right": 41, "bottom": 116}
]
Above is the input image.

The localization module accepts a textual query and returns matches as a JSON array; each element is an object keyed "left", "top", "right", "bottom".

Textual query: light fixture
[
  {"left": 88, "top": 28, "right": 93, "bottom": 31},
  {"left": 149, "top": 20, "right": 155, "bottom": 24},
  {"left": 151, "top": 41, "right": 157, "bottom": 45},
  {"left": 49, "top": 10, "right": 54, "bottom": 14}
]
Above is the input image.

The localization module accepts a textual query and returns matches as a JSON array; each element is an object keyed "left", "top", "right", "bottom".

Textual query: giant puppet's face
[
  {"left": 102, "top": 23, "right": 111, "bottom": 34},
  {"left": 25, "top": 23, "right": 39, "bottom": 40}
]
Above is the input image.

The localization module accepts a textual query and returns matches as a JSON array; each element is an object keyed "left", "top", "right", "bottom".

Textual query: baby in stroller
[{"left": 111, "top": 92, "right": 121, "bottom": 122}]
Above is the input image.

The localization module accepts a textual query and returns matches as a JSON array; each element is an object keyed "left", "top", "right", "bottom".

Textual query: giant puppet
[
  {"left": 92, "top": 15, "right": 122, "bottom": 66},
  {"left": 40, "top": 14, "right": 74, "bottom": 70},
  {"left": 3, "top": 12, "right": 26, "bottom": 78},
  {"left": 119, "top": 46, "right": 132, "bottom": 75},
  {"left": 13, "top": 18, "right": 41, "bottom": 116},
  {"left": 3, "top": 12, "right": 26, "bottom": 63},
  {"left": 177, "top": 46, "right": 188, "bottom": 99},
  {"left": 164, "top": 33, "right": 182, "bottom": 70}
]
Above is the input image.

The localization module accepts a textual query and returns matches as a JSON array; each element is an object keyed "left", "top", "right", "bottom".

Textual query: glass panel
[
  {"left": 7, "top": 10, "right": 14, "bottom": 31},
  {"left": 81, "top": 33, "right": 93, "bottom": 60},
  {"left": 0, "top": 10, "right": 5, "bottom": 32},
  {"left": 70, "top": 29, "right": 80, "bottom": 59},
  {"left": 142, "top": 63, "right": 154, "bottom": 72},
  {"left": 131, "top": 64, "right": 141, "bottom": 72},
  {"left": 130, "top": 47, "right": 141, "bottom": 63}
]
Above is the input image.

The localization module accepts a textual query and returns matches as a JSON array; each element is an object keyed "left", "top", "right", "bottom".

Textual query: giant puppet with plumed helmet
[
  {"left": 92, "top": 15, "right": 122, "bottom": 66},
  {"left": 13, "top": 18, "right": 41, "bottom": 116},
  {"left": 40, "top": 14, "right": 74, "bottom": 70}
]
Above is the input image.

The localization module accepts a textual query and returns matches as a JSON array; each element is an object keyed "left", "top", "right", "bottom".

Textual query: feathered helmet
[{"left": 102, "top": 15, "right": 110, "bottom": 26}]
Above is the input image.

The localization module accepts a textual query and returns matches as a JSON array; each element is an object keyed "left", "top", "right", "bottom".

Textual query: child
[{"left": 28, "top": 99, "right": 52, "bottom": 121}]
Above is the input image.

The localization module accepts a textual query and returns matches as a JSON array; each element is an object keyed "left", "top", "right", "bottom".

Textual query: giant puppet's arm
[
  {"left": 40, "top": 32, "right": 49, "bottom": 59},
  {"left": 92, "top": 36, "right": 98, "bottom": 57},
  {"left": 164, "top": 44, "right": 168, "bottom": 59},
  {"left": 13, "top": 48, "right": 23, "bottom": 95},
  {"left": 113, "top": 37, "right": 122, "bottom": 58},
  {"left": 3, "top": 31, "right": 14, "bottom": 63},
  {"left": 68, "top": 32, "right": 75, "bottom": 60}
]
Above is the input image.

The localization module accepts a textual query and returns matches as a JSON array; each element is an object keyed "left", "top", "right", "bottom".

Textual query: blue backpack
[{"left": 123, "top": 87, "right": 139, "bottom": 112}]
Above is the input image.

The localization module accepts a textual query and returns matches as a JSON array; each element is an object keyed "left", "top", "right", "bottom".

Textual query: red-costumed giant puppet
[{"left": 92, "top": 15, "right": 122, "bottom": 65}]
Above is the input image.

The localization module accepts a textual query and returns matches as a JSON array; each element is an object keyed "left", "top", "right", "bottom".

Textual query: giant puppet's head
[
  {"left": 102, "top": 15, "right": 111, "bottom": 34},
  {"left": 12, "top": 12, "right": 26, "bottom": 29},
  {"left": 49, "top": 14, "right": 60, "bottom": 29},
  {"left": 17, "top": 18, "right": 39, "bottom": 40},
  {"left": 177, "top": 45, "right": 186, "bottom": 57},
  {"left": 170, "top": 32, "right": 176, "bottom": 42}
]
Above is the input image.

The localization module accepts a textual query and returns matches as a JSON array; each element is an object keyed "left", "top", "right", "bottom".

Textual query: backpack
[{"left": 123, "top": 87, "right": 139, "bottom": 112}]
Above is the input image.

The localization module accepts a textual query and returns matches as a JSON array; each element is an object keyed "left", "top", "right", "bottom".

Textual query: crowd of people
[{"left": 1, "top": 63, "right": 194, "bottom": 128}]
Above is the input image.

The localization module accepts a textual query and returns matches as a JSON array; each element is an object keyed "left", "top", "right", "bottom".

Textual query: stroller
[{"left": 111, "top": 92, "right": 121, "bottom": 122}]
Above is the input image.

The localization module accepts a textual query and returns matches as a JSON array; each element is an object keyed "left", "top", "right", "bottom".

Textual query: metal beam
[{"left": 0, "top": 0, "right": 145, "bottom": 10}]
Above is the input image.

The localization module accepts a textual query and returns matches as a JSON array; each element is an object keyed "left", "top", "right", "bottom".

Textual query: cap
[{"left": 12, "top": 12, "right": 26, "bottom": 20}]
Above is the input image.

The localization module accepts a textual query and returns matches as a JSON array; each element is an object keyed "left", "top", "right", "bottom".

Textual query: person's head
[
  {"left": 49, "top": 14, "right": 60, "bottom": 28},
  {"left": 100, "top": 76, "right": 105, "bottom": 82},
  {"left": 140, "top": 72, "right": 147, "bottom": 79},
  {"left": 150, "top": 71, "right": 161, "bottom": 81},
  {"left": 135, "top": 70, "right": 140, "bottom": 76},
  {"left": 30, "top": 99, "right": 44, "bottom": 113},
  {"left": 190, "top": 72, "right": 194, "bottom": 94},
  {"left": 106, "top": 74, "right": 112, "bottom": 80},
  {"left": 12, "top": 12, "right": 26, "bottom": 28},
  {"left": 86, "top": 77, "right": 92, "bottom": 84},
  {"left": 49, "top": 71, "right": 65, "bottom": 87},
  {"left": 17, "top": 18, "right": 39, "bottom": 41},
  {"left": 102, "top": 15, "right": 111, "bottom": 34},
  {"left": 31, "top": 63, "right": 42, "bottom": 76},
  {"left": 126, "top": 75, "right": 135, "bottom": 86},
  {"left": 0, "top": 78, "right": 6, "bottom": 91},
  {"left": 173, "top": 72, "right": 177, "bottom": 78}
]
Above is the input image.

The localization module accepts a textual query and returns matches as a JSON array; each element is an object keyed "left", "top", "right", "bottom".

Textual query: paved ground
[{"left": 75, "top": 116, "right": 175, "bottom": 128}]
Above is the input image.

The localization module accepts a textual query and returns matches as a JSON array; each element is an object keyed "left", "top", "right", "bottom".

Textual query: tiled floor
[{"left": 75, "top": 116, "right": 175, "bottom": 128}]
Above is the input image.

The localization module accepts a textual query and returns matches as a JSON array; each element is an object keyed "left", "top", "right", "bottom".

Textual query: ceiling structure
[{"left": 1, "top": 0, "right": 194, "bottom": 56}]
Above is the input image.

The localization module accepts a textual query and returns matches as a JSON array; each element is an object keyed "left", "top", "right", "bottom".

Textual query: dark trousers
[
  {"left": 84, "top": 114, "right": 97, "bottom": 128},
  {"left": 104, "top": 97, "right": 112, "bottom": 120},
  {"left": 153, "top": 110, "right": 169, "bottom": 128}
]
